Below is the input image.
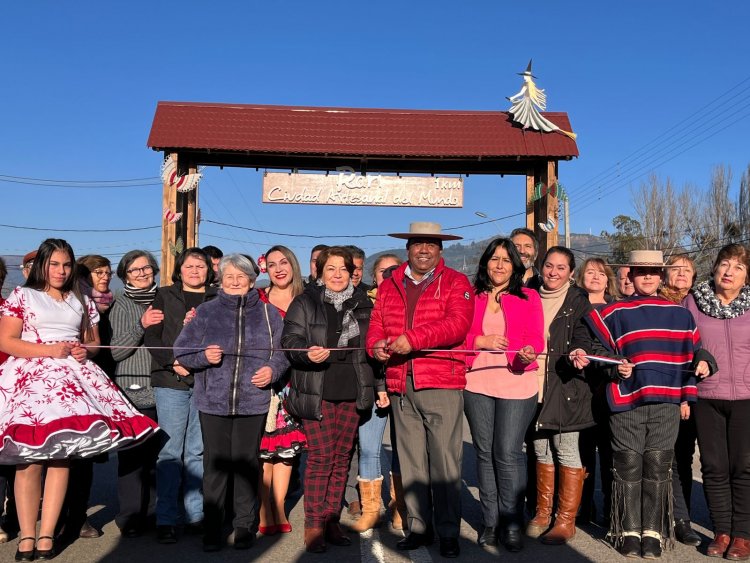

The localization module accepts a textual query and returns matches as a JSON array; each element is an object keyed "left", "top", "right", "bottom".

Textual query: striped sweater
[
  {"left": 585, "top": 295, "right": 700, "bottom": 412},
  {"left": 109, "top": 291, "right": 155, "bottom": 409}
]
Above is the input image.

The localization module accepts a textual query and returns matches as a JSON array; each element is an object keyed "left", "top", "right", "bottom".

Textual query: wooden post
[
  {"left": 537, "top": 160, "right": 559, "bottom": 258},
  {"left": 525, "top": 169, "right": 535, "bottom": 230},
  {"left": 185, "top": 162, "right": 198, "bottom": 249},
  {"left": 160, "top": 152, "right": 179, "bottom": 286}
]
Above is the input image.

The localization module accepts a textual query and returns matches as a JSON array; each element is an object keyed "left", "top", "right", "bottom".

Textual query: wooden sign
[{"left": 262, "top": 168, "right": 463, "bottom": 208}]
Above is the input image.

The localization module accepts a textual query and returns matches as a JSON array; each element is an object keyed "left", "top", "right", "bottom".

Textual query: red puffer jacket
[{"left": 366, "top": 259, "right": 474, "bottom": 393}]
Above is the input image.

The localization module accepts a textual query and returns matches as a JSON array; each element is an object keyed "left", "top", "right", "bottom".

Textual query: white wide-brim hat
[{"left": 614, "top": 249, "right": 679, "bottom": 268}]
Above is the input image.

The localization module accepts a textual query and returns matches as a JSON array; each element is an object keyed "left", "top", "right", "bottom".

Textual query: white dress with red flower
[{"left": 0, "top": 287, "right": 159, "bottom": 464}]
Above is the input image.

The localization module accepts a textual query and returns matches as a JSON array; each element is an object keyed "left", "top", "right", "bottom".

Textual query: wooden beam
[
  {"left": 186, "top": 162, "right": 198, "bottom": 249},
  {"left": 525, "top": 169, "right": 535, "bottom": 230},
  {"left": 160, "top": 152, "right": 178, "bottom": 286},
  {"left": 536, "top": 160, "right": 559, "bottom": 260}
]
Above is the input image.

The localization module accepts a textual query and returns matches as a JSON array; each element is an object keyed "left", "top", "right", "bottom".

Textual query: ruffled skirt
[{"left": 0, "top": 356, "right": 159, "bottom": 464}]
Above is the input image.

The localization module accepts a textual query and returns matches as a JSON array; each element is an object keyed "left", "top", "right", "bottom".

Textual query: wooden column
[
  {"left": 160, "top": 152, "right": 179, "bottom": 286},
  {"left": 536, "top": 160, "right": 559, "bottom": 257},
  {"left": 525, "top": 168, "right": 535, "bottom": 230},
  {"left": 185, "top": 163, "right": 198, "bottom": 249}
]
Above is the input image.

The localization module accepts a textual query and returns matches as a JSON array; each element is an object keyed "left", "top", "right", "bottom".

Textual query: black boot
[
  {"left": 674, "top": 518, "right": 701, "bottom": 547},
  {"left": 642, "top": 450, "right": 675, "bottom": 550},
  {"left": 610, "top": 450, "right": 643, "bottom": 549}
]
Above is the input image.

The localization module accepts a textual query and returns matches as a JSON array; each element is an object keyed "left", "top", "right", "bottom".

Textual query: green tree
[{"left": 601, "top": 215, "right": 643, "bottom": 264}]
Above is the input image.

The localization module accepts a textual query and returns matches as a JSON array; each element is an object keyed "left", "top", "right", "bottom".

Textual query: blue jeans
[
  {"left": 358, "top": 404, "right": 389, "bottom": 479},
  {"left": 154, "top": 387, "right": 204, "bottom": 525},
  {"left": 464, "top": 390, "right": 537, "bottom": 529}
]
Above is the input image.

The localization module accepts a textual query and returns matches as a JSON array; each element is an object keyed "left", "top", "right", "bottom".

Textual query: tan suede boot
[
  {"left": 526, "top": 462, "right": 556, "bottom": 538},
  {"left": 352, "top": 476, "right": 383, "bottom": 532},
  {"left": 540, "top": 466, "right": 587, "bottom": 545},
  {"left": 389, "top": 472, "right": 408, "bottom": 530}
]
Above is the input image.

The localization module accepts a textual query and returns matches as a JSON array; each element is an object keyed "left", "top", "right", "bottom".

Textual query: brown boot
[
  {"left": 304, "top": 525, "right": 326, "bottom": 553},
  {"left": 389, "top": 472, "right": 408, "bottom": 530},
  {"left": 526, "top": 462, "right": 555, "bottom": 538},
  {"left": 325, "top": 515, "right": 352, "bottom": 546},
  {"left": 352, "top": 476, "right": 383, "bottom": 532},
  {"left": 541, "top": 466, "right": 587, "bottom": 545}
]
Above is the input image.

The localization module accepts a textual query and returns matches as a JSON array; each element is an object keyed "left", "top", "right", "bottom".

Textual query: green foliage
[{"left": 600, "top": 215, "right": 643, "bottom": 264}]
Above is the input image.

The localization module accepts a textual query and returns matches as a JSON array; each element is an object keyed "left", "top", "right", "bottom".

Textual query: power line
[
  {"left": 565, "top": 75, "right": 750, "bottom": 201},
  {"left": 0, "top": 222, "right": 160, "bottom": 233},
  {"left": 570, "top": 107, "right": 750, "bottom": 216},
  {"left": 0, "top": 173, "right": 160, "bottom": 188}
]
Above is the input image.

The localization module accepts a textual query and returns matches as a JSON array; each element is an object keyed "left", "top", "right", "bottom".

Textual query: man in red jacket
[{"left": 367, "top": 222, "right": 473, "bottom": 559}]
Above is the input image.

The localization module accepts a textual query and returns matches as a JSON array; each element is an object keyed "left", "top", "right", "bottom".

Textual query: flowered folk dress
[
  {"left": 0, "top": 287, "right": 159, "bottom": 464},
  {"left": 258, "top": 289, "right": 306, "bottom": 460}
]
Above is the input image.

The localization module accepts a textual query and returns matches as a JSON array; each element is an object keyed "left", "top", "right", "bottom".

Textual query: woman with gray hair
[
  {"left": 174, "top": 254, "right": 290, "bottom": 552},
  {"left": 109, "top": 250, "right": 164, "bottom": 537}
]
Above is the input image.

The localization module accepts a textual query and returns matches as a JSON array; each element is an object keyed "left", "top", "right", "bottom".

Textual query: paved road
[{"left": 0, "top": 418, "right": 716, "bottom": 562}]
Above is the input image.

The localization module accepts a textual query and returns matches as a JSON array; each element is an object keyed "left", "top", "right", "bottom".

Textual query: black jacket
[
  {"left": 144, "top": 283, "right": 218, "bottom": 390},
  {"left": 537, "top": 286, "right": 597, "bottom": 433},
  {"left": 281, "top": 285, "right": 381, "bottom": 420}
]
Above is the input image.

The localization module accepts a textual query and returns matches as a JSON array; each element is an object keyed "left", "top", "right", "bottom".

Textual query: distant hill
[
  {"left": 1, "top": 255, "right": 24, "bottom": 297},
  {"left": 362, "top": 233, "right": 610, "bottom": 282}
]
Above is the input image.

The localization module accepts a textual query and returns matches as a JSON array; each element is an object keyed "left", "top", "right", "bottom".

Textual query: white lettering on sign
[{"left": 262, "top": 169, "right": 463, "bottom": 208}]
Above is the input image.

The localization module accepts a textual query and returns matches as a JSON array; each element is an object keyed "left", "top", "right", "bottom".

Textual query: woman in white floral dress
[{"left": 0, "top": 239, "right": 158, "bottom": 561}]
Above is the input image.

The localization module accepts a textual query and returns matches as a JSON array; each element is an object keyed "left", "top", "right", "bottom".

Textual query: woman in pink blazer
[{"left": 463, "top": 238, "right": 544, "bottom": 552}]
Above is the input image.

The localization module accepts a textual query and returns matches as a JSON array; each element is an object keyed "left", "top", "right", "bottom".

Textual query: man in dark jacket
[{"left": 367, "top": 222, "right": 473, "bottom": 559}]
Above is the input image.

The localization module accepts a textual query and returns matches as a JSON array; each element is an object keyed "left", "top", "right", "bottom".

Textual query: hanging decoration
[
  {"left": 168, "top": 236, "right": 184, "bottom": 257},
  {"left": 529, "top": 181, "right": 568, "bottom": 203},
  {"left": 538, "top": 218, "right": 557, "bottom": 232},
  {"left": 257, "top": 254, "right": 267, "bottom": 274},
  {"left": 507, "top": 60, "right": 577, "bottom": 140},
  {"left": 163, "top": 208, "right": 183, "bottom": 224},
  {"left": 161, "top": 156, "right": 202, "bottom": 193}
]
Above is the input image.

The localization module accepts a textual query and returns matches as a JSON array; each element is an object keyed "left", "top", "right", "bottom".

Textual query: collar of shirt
[{"left": 404, "top": 265, "right": 436, "bottom": 285}]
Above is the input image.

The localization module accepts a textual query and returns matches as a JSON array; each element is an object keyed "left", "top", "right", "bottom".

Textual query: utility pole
[{"left": 564, "top": 198, "right": 571, "bottom": 248}]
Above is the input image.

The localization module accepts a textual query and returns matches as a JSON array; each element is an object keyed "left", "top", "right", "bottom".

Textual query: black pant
[
  {"left": 0, "top": 464, "right": 15, "bottom": 528},
  {"left": 580, "top": 387, "right": 613, "bottom": 523},
  {"left": 672, "top": 414, "right": 697, "bottom": 521},
  {"left": 200, "top": 412, "right": 265, "bottom": 538},
  {"left": 59, "top": 458, "right": 95, "bottom": 536},
  {"left": 116, "top": 407, "right": 159, "bottom": 529},
  {"left": 695, "top": 398, "right": 750, "bottom": 539}
]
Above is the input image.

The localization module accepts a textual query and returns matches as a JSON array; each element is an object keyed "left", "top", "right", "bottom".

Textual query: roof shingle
[{"left": 147, "top": 101, "right": 578, "bottom": 159}]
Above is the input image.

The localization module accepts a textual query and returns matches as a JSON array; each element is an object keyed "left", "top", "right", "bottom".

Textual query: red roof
[{"left": 147, "top": 101, "right": 578, "bottom": 159}]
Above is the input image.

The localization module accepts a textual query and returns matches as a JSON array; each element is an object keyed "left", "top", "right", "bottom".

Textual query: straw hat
[
  {"left": 22, "top": 251, "right": 37, "bottom": 267},
  {"left": 617, "top": 250, "right": 678, "bottom": 268},
  {"left": 388, "top": 222, "right": 462, "bottom": 241}
]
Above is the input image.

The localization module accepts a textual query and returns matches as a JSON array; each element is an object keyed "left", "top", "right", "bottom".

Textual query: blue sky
[{"left": 2, "top": 1, "right": 749, "bottom": 282}]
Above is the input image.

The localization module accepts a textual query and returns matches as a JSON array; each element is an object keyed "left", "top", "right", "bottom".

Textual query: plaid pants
[{"left": 301, "top": 400, "right": 360, "bottom": 527}]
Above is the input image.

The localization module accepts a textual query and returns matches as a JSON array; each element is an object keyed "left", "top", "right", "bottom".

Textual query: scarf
[
  {"left": 322, "top": 281, "right": 359, "bottom": 347},
  {"left": 537, "top": 283, "right": 570, "bottom": 402},
  {"left": 123, "top": 282, "right": 158, "bottom": 306},
  {"left": 80, "top": 279, "right": 114, "bottom": 313},
  {"left": 692, "top": 280, "right": 750, "bottom": 319},
  {"left": 659, "top": 285, "right": 688, "bottom": 305}
]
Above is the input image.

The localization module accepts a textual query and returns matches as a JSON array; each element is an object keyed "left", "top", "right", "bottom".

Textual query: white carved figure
[{"left": 507, "top": 60, "right": 576, "bottom": 140}]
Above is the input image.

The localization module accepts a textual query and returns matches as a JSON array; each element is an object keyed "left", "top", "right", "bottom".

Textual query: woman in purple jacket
[
  {"left": 684, "top": 244, "right": 750, "bottom": 560},
  {"left": 174, "top": 254, "right": 290, "bottom": 552},
  {"left": 464, "top": 238, "right": 544, "bottom": 551}
]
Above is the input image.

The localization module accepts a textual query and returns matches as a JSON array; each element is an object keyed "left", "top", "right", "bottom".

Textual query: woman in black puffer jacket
[
  {"left": 527, "top": 246, "right": 595, "bottom": 546},
  {"left": 281, "top": 246, "right": 387, "bottom": 554}
]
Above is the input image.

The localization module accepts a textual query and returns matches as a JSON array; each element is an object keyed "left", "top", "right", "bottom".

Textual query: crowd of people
[{"left": 0, "top": 222, "right": 748, "bottom": 561}]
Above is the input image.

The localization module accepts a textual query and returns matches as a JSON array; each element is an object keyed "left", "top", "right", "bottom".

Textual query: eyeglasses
[
  {"left": 222, "top": 274, "right": 250, "bottom": 283},
  {"left": 92, "top": 270, "right": 113, "bottom": 278},
  {"left": 126, "top": 265, "right": 154, "bottom": 276}
]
